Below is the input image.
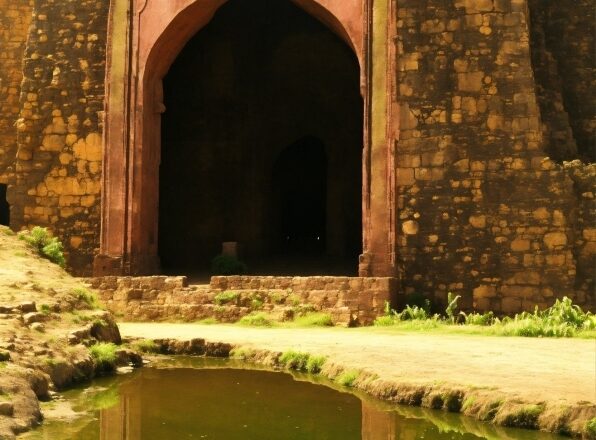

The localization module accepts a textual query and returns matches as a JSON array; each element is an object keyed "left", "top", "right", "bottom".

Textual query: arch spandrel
[{"left": 136, "top": 0, "right": 364, "bottom": 83}]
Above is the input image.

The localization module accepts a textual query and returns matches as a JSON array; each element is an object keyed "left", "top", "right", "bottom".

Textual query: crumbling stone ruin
[{"left": 0, "top": 0, "right": 593, "bottom": 314}]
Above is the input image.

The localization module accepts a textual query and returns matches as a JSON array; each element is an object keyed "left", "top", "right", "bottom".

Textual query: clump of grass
[
  {"left": 132, "top": 339, "right": 159, "bottom": 354},
  {"left": 496, "top": 297, "right": 595, "bottom": 337},
  {"left": 90, "top": 343, "right": 118, "bottom": 371},
  {"left": 238, "top": 313, "right": 273, "bottom": 327},
  {"left": 73, "top": 287, "right": 100, "bottom": 309},
  {"left": 374, "top": 297, "right": 594, "bottom": 338},
  {"left": 293, "top": 312, "right": 333, "bottom": 327},
  {"left": 305, "top": 355, "right": 327, "bottom": 374},
  {"left": 40, "top": 304, "right": 52, "bottom": 315},
  {"left": 279, "top": 350, "right": 310, "bottom": 370},
  {"left": 498, "top": 404, "right": 544, "bottom": 429},
  {"left": 229, "top": 347, "right": 255, "bottom": 360},
  {"left": 461, "top": 311, "right": 495, "bottom": 326},
  {"left": 336, "top": 370, "right": 359, "bottom": 387},
  {"left": 269, "top": 292, "right": 285, "bottom": 305},
  {"left": 278, "top": 351, "right": 327, "bottom": 374},
  {"left": 214, "top": 291, "right": 240, "bottom": 306},
  {"left": 250, "top": 298, "right": 264, "bottom": 310},
  {"left": 18, "top": 226, "right": 66, "bottom": 267}
]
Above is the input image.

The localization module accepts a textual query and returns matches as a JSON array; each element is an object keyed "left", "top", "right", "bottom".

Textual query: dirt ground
[{"left": 120, "top": 323, "right": 596, "bottom": 406}]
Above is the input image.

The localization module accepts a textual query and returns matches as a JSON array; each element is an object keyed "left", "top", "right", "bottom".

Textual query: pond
[{"left": 24, "top": 358, "right": 565, "bottom": 440}]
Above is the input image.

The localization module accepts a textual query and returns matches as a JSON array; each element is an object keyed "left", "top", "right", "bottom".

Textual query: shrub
[
  {"left": 585, "top": 417, "right": 596, "bottom": 437},
  {"left": 238, "top": 313, "right": 273, "bottom": 327},
  {"left": 250, "top": 298, "right": 264, "bottom": 310},
  {"left": 19, "top": 227, "right": 66, "bottom": 267},
  {"left": 293, "top": 312, "right": 333, "bottom": 327},
  {"left": 211, "top": 255, "right": 247, "bottom": 275},
  {"left": 132, "top": 339, "right": 159, "bottom": 354},
  {"left": 40, "top": 304, "right": 52, "bottom": 315},
  {"left": 90, "top": 343, "right": 118, "bottom": 372},
  {"left": 214, "top": 290, "right": 240, "bottom": 306}
]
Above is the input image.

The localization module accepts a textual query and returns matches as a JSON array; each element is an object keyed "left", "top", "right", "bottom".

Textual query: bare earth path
[{"left": 120, "top": 323, "right": 596, "bottom": 406}]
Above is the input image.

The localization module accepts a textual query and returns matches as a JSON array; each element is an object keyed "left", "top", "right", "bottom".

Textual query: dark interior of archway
[
  {"left": 0, "top": 185, "right": 9, "bottom": 226},
  {"left": 159, "top": 0, "right": 362, "bottom": 279}
]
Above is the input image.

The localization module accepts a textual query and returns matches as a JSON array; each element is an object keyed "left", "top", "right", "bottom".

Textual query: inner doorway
[
  {"left": 0, "top": 184, "right": 9, "bottom": 226},
  {"left": 158, "top": 0, "right": 363, "bottom": 277}
]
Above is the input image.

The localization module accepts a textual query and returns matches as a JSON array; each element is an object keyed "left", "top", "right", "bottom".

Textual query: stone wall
[
  {"left": 86, "top": 276, "right": 398, "bottom": 326},
  {"left": 0, "top": 0, "right": 594, "bottom": 313},
  {"left": 7, "top": 0, "right": 109, "bottom": 274},
  {"left": 0, "top": 0, "right": 33, "bottom": 184},
  {"left": 394, "top": 0, "right": 593, "bottom": 313}
]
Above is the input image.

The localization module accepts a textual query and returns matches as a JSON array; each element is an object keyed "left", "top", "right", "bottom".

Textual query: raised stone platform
[{"left": 85, "top": 276, "right": 399, "bottom": 326}]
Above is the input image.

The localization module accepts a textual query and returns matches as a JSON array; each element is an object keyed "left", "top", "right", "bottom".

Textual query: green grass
[
  {"left": 18, "top": 226, "right": 66, "bottom": 267},
  {"left": 40, "top": 304, "right": 52, "bottom": 315},
  {"left": 336, "top": 370, "right": 359, "bottom": 387},
  {"left": 90, "top": 343, "right": 118, "bottom": 371},
  {"left": 292, "top": 312, "right": 333, "bottom": 327},
  {"left": 132, "top": 339, "right": 159, "bottom": 354},
  {"left": 374, "top": 297, "right": 596, "bottom": 338},
  {"left": 238, "top": 313, "right": 274, "bottom": 327},
  {"left": 73, "top": 287, "right": 100, "bottom": 309},
  {"left": 214, "top": 291, "right": 240, "bottom": 306},
  {"left": 279, "top": 351, "right": 327, "bottom": 374},
  {"left": 585, "top": 417, "right": 596, "bottom": 437},
  {"left": 195, "top": 317, "right": 219, "bottom": 325},
  {"left": 305, "top": 355, "right": 327, "bottom": 374}
]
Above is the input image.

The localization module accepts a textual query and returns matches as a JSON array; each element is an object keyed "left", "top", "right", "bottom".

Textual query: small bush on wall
[
  {"left": 211, "top": 255, "right": 247, "bottom": 275},
  {"left": 18, "top": 226, "right": 66, "bottom": 267}
]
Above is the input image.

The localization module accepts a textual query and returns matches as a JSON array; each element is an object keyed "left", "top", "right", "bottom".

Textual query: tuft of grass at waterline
[
  {"left": 238, "top": 313, "right": 274, "bottom": 327},
  {"left": 336, "top": 370, "right": 359, "bottom": 387},
  {"left": 278, "top": 350, "right": 328, "bottom": 374},
  {"left": 497, "top": 404, "right": 544, "bottom": 430},
  {"left": 90, "top": 343, "right": 118, "bottom": 371}
]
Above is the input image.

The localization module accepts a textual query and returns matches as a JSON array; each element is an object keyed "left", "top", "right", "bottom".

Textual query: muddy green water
[{"left": 25, "top": 358, "right": 564, "bottom": 440}]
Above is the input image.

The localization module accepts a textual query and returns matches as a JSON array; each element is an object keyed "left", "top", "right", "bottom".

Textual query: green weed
[
  {"left": 73, "top": 287, "right": 100, "bottom": 309},
  {"left": 132, "top": 339, "right": 159, "bottom": 354},
  {"left": 90, "top": 343, "right": 118, "bottom": 371},
  {"left": 18, "top": 226, "right": 66, "bottom": 267},
  {"left": 585, "top": 417, "right": 596, "bottom": 437},
  {"left": 238, "top": 313, "right": 273, "bottom": 327},
  {"left": 336, "top": 370, "right": 359, "bottom": 387},
  {"left": 214, "top": 291, "right": 240, "bottom": 306},
  {"left": 293, "top": 312, "right": 333, "bottom": 327}
]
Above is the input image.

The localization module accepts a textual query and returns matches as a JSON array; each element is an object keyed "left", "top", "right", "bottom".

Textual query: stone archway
[{"left": 94, "top": 0, "right": 398, "bottom": 277}]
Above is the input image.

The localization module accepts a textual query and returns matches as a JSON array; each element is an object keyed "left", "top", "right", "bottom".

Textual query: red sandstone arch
[{"left": 96, "top": 0, "right": 396, "bottom": 277}]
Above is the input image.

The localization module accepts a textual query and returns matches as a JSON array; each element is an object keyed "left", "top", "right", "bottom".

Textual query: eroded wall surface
[
  {"left": 0, "top": 0, "right": 33, "bottom": 184},
  {"left": 8, "top": 0, "right": 108, "bottom": 273},
  {"left": 394, "top": 0, "right": 594, "bottom": 312}
]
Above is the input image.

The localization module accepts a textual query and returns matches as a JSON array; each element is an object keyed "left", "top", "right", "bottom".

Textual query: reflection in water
[{"left": 26, "top": 364, "right": 565, "bottom": 440}]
